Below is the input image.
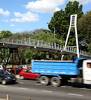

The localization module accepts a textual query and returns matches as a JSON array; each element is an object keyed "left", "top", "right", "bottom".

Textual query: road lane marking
[
  {"left": 41, "top": 90, "right": 53, "bottom": 93},
  {"left": 0, "top": 85, "right": 7, "bottom": 88},
  {"left": 68, "top": 93, "right": 83, "bottom": 97},
  {"left": 35, "top": 83, "right": 42, "bottom": 85}
]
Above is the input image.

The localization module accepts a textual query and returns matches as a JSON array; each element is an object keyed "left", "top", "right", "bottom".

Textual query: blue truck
[{"left": 31, "top": 58, "right": 91, "bottom": 87}]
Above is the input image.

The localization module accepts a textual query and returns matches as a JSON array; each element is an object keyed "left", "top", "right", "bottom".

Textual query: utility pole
[{"left": 54, "top": 27, "right": 55, "bottom": 40}]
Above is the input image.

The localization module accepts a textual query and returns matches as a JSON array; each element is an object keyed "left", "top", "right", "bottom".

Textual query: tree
[
  {"left": 78, "top": 11, "right": 91, "bottom": 52},
  {"left": 30, "top": 29, "right": 64, "bottom": 45},
  {"left": 0, "top": 30, "right": 12, "bottom": 39},
  {"left": 65, "top": 1, "right": 83, "bottom": 19},
  {"left": 48, "top": 10, "right": 66, "bottom": 35},
  {"left": 48, "top": 1, "right": 83, "bottom": 39},
  {"left": 0, "top": 31, "right": 13, "bottom": 63}
]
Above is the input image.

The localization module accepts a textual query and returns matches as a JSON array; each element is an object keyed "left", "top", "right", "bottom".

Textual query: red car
[{"left": 18, "top": 69, "right": 40, "bottom": 80}]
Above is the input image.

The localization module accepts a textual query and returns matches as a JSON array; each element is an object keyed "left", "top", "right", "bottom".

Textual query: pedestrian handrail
[{"left": 0, "top": 38, "right": 91, "bottom": 58}]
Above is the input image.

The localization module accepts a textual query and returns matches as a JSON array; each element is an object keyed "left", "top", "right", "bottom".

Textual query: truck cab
[{"left": 83, "top": 60, "right": 91, "bottom": 84}]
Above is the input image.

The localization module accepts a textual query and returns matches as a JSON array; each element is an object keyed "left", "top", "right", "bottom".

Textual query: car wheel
[
  {"left": 51, "top": 77, "right": 61, "bottom": 87},
  {"left": 39, "top": 76, "right": 49, "bottom": 85},
  {"left": 2, "top": 80, "right": 7, "bottom": 85},
  {"left": 20, "top": 76, "right": 24, "bottom": 79}
]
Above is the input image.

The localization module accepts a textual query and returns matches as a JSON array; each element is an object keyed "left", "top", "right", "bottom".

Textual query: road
[{"left": 0, "top": 79, "right": 91, "bottom": 100}]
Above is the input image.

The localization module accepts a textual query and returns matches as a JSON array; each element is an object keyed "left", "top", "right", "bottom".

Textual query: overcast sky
[{"left": 0, "top": 0, "right": 91, "bottom": 32}]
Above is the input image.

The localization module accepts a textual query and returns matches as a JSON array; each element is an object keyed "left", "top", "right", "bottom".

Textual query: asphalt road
[{"left": 0, "top": 79, "right": 91, "bottom": 100}]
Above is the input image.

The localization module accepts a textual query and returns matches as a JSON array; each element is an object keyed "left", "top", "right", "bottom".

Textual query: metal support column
[{"left": 61, "top": 14, "right": 80, "bottom": 60}]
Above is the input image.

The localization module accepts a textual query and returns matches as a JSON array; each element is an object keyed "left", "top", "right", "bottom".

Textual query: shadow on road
[{"left": 66, "top": 82, "right": 91, "bottom": 89}]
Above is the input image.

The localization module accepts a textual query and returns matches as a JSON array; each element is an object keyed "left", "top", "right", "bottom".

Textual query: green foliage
[
  {"left": 48, "top": 10, "right": 66, "bottom": 35},
  {"left": 8, "top": 32, "right": 31, "bottom": 40},
  {"left": 30, "top": 29, "right": 64, "bottom": 45},
  {"left": 48, "top": 1, "right": 83, "bottom": 43},
  {"left": 88, "top": 43, "right": 91, "bottom": 52},
  {"left": 0, "top": 30, "right": 12, "bottom": 39},
  {"left": 65, "top": 1, "right": 83, "bottom": 19},
  {"left": 78, "top": 11, "right": 91, "bottom": 52},
  {"left": 3, "top": 29, "right": 64, "bottom": 63}
]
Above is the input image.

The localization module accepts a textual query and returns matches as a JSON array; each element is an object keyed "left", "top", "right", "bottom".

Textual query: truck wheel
[
  {"left": 39, "top": 76, "right": 49, "bottom": 85},
  {"left": 51, "top": 77, "right": 61, "bottom": 87},
  {"left": 2, "top": 80, "right": 7, "bottom": 85}
]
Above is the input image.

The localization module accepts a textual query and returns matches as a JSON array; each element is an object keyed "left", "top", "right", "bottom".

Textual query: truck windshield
[{"left": 77, "top": 59, "right": 86, "bottom": 68}]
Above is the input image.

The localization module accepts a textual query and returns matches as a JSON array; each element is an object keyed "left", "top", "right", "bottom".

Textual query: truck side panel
[{"left": 32, "top": 60, "right": 79, "bottom": 76}]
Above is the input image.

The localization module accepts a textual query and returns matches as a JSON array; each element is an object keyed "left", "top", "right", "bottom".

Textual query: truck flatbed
[{"left": 32, "top": 60, "right": 79, "bottom": 76}]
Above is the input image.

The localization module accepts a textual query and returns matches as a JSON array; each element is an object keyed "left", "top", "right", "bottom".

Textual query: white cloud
[
  {"left": 25, "top": 0, "right": 65, "bottom": 13},
  {"left": 0, "top": 8, "right": 10, "bottom": 16},
  {"left": 70, "top": 0, "right": 91, "bottom": 4},
  {"left": 10, "top": 11, "right": 39, "bottom": 23}
]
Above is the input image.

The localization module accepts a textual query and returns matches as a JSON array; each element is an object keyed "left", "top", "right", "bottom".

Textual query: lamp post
[{"left": 54, "top": 27, "right": 55, "bottom": 40}]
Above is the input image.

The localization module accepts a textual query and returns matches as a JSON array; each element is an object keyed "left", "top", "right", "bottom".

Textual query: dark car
[{"left": 0, "top": 70, "right": 16, "bottom": 85}]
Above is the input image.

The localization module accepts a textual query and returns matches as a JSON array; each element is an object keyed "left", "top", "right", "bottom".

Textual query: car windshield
[
  {"left": 4, "top": 70, "right": 11, "bottom": 75},
  {"left": 25, "top": 69, "right": 31, "bottom": 73},
  {"left": 0, "top": 70, "right": 11, "bottom": 75}
]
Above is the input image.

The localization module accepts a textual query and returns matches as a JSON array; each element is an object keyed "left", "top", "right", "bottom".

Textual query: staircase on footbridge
[{"left": 0, "top": 38, "right": 91, "bottom": 59}]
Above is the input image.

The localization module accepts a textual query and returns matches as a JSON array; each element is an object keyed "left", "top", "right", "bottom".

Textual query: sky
[{"left": 0, "top": 0, "right": 91, "bottom": 32}]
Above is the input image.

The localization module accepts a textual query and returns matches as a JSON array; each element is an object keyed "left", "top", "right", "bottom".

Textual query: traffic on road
[{"left": 0, "top": 63, "right": 91, "bottom": 100}]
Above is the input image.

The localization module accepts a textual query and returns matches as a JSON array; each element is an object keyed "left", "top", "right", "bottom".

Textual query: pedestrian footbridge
[{"left": 0, "top": 38, "right": 90, "bottom": 59}]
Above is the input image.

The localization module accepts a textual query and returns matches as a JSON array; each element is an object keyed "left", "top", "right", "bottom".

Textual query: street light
[{"left": 54, "top": 27, "right": 55, "bottom": 40}]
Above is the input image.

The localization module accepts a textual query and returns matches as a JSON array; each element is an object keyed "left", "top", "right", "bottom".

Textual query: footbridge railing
[{"left": 0, "top": 38, "right": 91, "bottom": 58}]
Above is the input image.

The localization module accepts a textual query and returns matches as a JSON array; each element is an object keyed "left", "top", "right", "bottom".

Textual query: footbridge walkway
[{"left": 0, "top": 38, "right": 90, "bottom": 59}]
